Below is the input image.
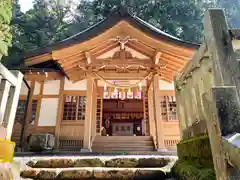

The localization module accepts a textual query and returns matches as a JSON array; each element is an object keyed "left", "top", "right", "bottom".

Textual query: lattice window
[
  {"left": 96, "top": 96, "right": 102, "bottom": 133},
  {"left": 63, "top": 95, "right": 86, "bottom": 121},
  {"left": 160, "top": 95, "right": 177, "bottom": 121},
  {"left": 15, "top": 99, "right": 38, "bottom": 124}
]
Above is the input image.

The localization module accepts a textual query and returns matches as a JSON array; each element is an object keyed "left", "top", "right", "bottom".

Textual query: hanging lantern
[
  {"left": 127, "top": 88, "right": 133, "bottom": 99},
  {"left": 119, "top": 89, "right": 126, "bottom": 100},
  {"left": 104, "top": 83, "right": 107, "bottom": 92},
  {"left": 103, "top": 83, "right": 110, "bottom": 99}
]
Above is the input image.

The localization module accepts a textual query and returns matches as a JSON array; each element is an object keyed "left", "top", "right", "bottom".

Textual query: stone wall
[{"left": 174, "top": 45, "right": 213, "bottom": 139}]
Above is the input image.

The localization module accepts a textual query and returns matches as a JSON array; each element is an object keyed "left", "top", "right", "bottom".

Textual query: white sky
[{"left": 19, "top": 0, "right": 34, "bottom": 12}]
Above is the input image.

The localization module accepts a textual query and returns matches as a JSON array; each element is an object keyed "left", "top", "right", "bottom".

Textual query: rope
[{"left": 93, "top": 72, "right": 153, "bottom": 89}]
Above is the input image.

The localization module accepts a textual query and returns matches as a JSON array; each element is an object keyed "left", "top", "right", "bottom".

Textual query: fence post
[
  {"left": 3, "top": 71, "right": 23, "bottom": 140},
  {"left": 0, "top": 80, "right": 11, "bottom": 126}
]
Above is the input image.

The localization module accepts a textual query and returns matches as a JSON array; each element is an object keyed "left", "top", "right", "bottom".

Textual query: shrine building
[{"left": 11, "top": 8, "right": 198, "bottom": 152}]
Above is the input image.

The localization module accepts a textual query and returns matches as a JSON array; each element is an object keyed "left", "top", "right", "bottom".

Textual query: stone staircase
[
  {"left": 16, "top": 155, "right": 178, "bottom": 180},
  {"left": 92, "top": 136, "right": 155, "bottom": 153}
]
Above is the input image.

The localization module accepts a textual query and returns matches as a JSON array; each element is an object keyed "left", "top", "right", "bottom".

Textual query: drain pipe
[{"left": 19, "top": 77, "right": 31, "bottom": 151}]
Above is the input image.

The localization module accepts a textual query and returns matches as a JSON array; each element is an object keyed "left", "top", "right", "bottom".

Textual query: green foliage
[
  {"left": 216, "top": 0, "right": 240, "bottom": 28},
  {"left": 78, "top": 0, "right": 205, "bottom": 43},
  {"left": 172, "top": 160, "right": 216, "bottom": 180},
  {"left": 172, "top": 135, "right": 215, "bottom": 180},
  {"left": 0, "top": 0, "right": 12, "bottom": 59},
  {"left": 177, "top": 135, "right": 213, "bottom": 168}
]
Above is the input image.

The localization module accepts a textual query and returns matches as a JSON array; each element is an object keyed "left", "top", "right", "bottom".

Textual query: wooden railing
[
  {"left": 59, "top": 139, "right": 83, "bottom": 151},
  {"left": 164, "top": 139, "right": 180, "bottom": 148},
  {"left": 0, "top": 63, "right": 23, "bottom": 140}
]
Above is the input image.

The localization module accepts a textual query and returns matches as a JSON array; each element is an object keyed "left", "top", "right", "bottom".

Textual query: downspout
[{"left": 19, "top": 77, "right": 30, "bottom": 149}]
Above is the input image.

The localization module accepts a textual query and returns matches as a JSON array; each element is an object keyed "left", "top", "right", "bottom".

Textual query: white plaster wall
[
  {"left": 33, "top": 81, "right": 41, "bottom": 95},
  {"left": 38, "top": 98, "right": 58, "bottom": 126},
  {"left": 159, "top": 80, "right": 175, "bottom": 90},
  {"left": 64, "top": 78, "right": 87, "bottom": 90},
  {"left": 20, "top": 81, "right": 30, "bottom": 96},
  {"left": 43, "top": 80, "right": 60, "bottom": 95}
]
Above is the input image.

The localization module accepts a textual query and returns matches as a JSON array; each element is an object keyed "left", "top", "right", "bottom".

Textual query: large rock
[
  {"left": 28, "top": 133, "right": 55, "bottom": 151},
  {"left": 74, "top": 158, "right": 104, "bottom": 167},
  {"left": 20, "top": 170, "right": 38, "bottom": 179},
  {"left": 57, "top": 170, "right": 93, "bottom": 179},
  {"left": 105, "top": 158, "right": 139, "bottom": 167},
  {"left": 36, "top": 170, "right": 57, "bottom": 179},
  {"left": 135, "top": 170, "right": 166, "bottom": 180},
  {"left": 138, "top": 158, "right": 170, "bottom": 167},
  {"left": 33, "top": 159, "right": 74, "bottom": 168},
  {"left": 94, "top": 169, "right": 135, "bottom": 179}
]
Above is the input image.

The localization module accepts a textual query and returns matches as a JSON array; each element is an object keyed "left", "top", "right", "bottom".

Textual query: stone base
[
  {"left": 156, "top": 148, "right": 168, "bottom": 152},
  {"left": 80, "top": 148, "right": 91, "bottom": 152}
]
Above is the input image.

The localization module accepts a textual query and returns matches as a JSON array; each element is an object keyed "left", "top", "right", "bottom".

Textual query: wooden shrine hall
[{"left": 11, "top": 8, "right": 198, "bottom": 152}]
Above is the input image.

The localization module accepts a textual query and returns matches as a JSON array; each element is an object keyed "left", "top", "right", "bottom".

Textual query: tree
[
  {"left": 3, "top": 0, "right": 72, "bottom": 66},
  {"left": 216, "top": 0, "right": 240, "bottom": 27},
  {"left": 74, "top": 0, "right": 206, "bottom": 43},
  {"left": 0, "top": 0, "right": 12, "bottom": 60}
]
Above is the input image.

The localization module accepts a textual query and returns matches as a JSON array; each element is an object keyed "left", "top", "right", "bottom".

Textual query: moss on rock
[
  {"left": 74, "top": 158, "right": 104, "bottom": 167},
  {"left": 172, "top": 135, "right": 216, "bottom": 180},
  {"left": 177, "top": 135, "right": 213, "bottom": 168},
  {"left": 172, "top": 160, "right": 215, "bottom": 180}
]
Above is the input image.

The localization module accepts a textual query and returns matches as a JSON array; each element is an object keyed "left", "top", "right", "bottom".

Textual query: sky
[{"left": 19, "top": 0, "right": 34, "bottom": 12}]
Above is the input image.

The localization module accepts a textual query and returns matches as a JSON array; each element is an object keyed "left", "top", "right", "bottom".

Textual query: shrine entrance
[{"left": 102, "top": 83, "right": 145, "bottom": 136}]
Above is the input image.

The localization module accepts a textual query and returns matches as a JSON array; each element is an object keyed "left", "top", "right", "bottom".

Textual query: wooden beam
[
  {"left": 25, "top": 72, "right": 63, "bottom": 81},
  {"left": 92, "top": 58, "right": 153, "bottom": 67},
  {"left": 154, "top": 51, "right": 162, "bottom": 65},
  {"left": 95, "top": 71, "right": 149, "bottom": 80},
  {"left": 126, "top": 41, "right": 154, "bottom": 58},
  {"left": 85, "top": 51, "right": 92, "bottom": 65},
  {"left": 55, "top": 77, "right": 65, "bottom": 149},
  {"left": 160, "top": 57, "right": 185, "bottom": 69},
  {"left": 0, "top": 63, "right": 18, "bottom": 86},
  {"left": 90, "top": 42, "right": 119, "bottom": 58},
  {"left": 58, "top": 54, "right": 86, "bottom": 68},
  {"left": 25, "top": 53, "right": 52, "bottom": 66},
  {"left": 161, "top": 53, "right": 188, "bottom": 64}
]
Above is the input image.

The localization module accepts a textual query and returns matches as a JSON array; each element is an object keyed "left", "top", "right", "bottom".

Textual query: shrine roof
[{"left": 23, "top": 7, "right": 199, "bottom": 60}]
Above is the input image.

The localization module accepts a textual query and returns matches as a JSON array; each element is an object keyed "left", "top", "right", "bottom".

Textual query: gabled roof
[{"left": 23, "top": 7, "right": 199, "bottom": 60}]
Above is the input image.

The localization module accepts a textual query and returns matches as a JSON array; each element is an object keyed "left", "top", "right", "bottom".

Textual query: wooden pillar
[
  {"left": 148, "top": 84, "right": 154, "bottom": 137},
  {"left": 22, "top": 81, "right": 35, "bottom": 147},
  {"left": 55, "top": 77, "right": 65, "bottom": 150},
  {"left": 152, "top": 74, "right": 165, "bottom": 150},
  {"left": 91, "top": 80, "right": 97, "bottom": 139},
  {"left": 82, "top": 75, "right": 94, "bottom": 151},
  {"left": 3, "top": 71, "right": 23, "bottom": 140}
]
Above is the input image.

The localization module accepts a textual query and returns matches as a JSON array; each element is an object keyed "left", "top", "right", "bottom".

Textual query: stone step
[
  {"left": 25, "top": 157, "right": 172, "bottom": 168},
  {"left": 92, "top": 144, "right": 154, "bottom": 149},
  {"left": 94, "top": 136, "right": 152, "bottom": 141},
  {"left": 92, "top": 140, "right": 153, "bottom": 144},
  {"left": 21, "top": 167, "right": 167, "bottom": 180}
]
